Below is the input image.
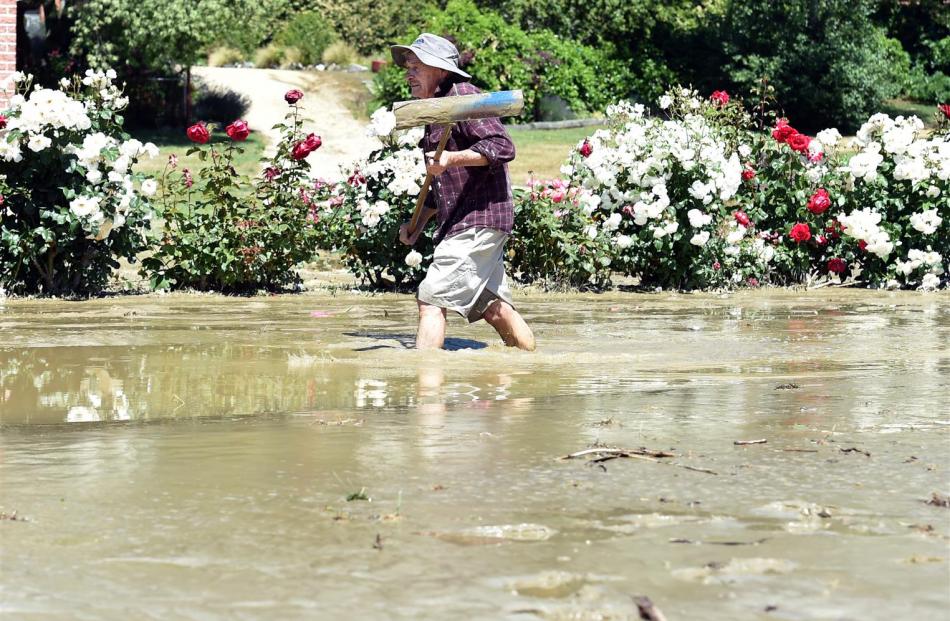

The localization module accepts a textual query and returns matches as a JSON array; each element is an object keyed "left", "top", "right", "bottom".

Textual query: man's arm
[
  {"left": 399, "top": 206, "right": 437, "bottom": 246},
  {"left": 425, "top": 117, "right": 515, "bottom": 176}
]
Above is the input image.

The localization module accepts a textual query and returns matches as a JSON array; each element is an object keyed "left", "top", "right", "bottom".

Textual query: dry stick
[
  {"left": 561, "top": 448, "right": 718, "bottom": 475},
  {"left": 734, "top": 439, "right": 768, "bottom": 445},
  {"left": 633, "top": 596, "right": 668, "bottom": 621}
]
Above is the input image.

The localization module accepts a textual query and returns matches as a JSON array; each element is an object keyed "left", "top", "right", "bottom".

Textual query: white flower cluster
[
  {"left": 909, "top": 209, "right": 942, "bottom": 235},
  {"left": 0, "top": 70, "right": 157, "bottom": 241},
  {"left": 573, "top": 95, "right": 743, "bottom": 247},
  {"left": 366, "top": 107, "right": 397, "bottom": 140},
  {"left": 894, "top": 248, "right": 944, "bottom": 278},
  {"left": 836, "top": 208, "right": 894, "bottom": 259},
  {"left": 849, "top": 113, "right": 950, "bottom": 185},
  {"left": 357, "top": 199, "right": 390, "bottom": 228}
]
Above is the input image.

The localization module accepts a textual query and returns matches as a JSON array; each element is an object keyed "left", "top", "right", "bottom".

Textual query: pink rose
[
  {"left": 579, "top": 140, "right": 593, "bottom": 158},
  {"left": 710, "top": 90, "right": 730, "bottom": 106},
  {"left": 733, "top": 210, "right": 751, "bottom": 227},
  {"left": 284, "top": 89, "right": 304, "bottom": 105}
]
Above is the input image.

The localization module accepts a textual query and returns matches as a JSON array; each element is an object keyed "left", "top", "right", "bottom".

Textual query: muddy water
[{"left": 1, "top": 290, "right": 948, "bottom": 620}]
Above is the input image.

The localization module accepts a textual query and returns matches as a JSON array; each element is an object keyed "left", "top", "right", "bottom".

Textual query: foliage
[
  {"left": 0, "top": 70, "right": 158, "bottom": 296},
  {"left": 310, "top": 0, "right": 436, "bottom": 55},
  {"left": 707, "top": 0, "right": 911, "bottom": 133},
  {"left": 192, "top": 87, "right": 251, "bottom": 125},
  {"left": 373, "top": 0, "right": 633, "bottom": 123},
  {"left": 140, "top": 100, "right": 323, "bottom": 292},
  {"left": 275, "top": 11, "right": 338, "bottom": 66},
  {"left": 509, "top": 180, "right": 613, "bottom": 289},
  {"left": 253, "top": 45, "right": 288, "bottom": 69},
  {"left": 207, "top": 46, "right": 246, "bottom": 67},
  {"left": 312, "top": 111, "right": 434, "bottom": 289},
  {"left": 322, "top": 42, "right": 360, "bottom": 67}
]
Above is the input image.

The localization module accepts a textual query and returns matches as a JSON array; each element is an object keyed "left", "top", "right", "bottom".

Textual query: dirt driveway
[{"left": 192, "top": 66, "right": 381, "bottom": 181}]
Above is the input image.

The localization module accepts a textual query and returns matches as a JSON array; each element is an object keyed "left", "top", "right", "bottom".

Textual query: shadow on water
[{"left": 343, "top": 331, "right": 488, "bottom": 351}]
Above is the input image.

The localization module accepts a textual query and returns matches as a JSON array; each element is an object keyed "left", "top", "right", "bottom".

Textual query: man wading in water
[{"left": 393, "top": 33, "right": 535, "bottom": 351}]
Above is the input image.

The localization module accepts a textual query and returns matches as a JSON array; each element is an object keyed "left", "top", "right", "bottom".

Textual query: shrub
[
  {"left": 254, "top": 45, "right": 286, "bottom": 69},
  {"left": 0, "top": 70, "right": 158, "bottom": 296},
  {"left": 280, "top": 47, "right": 304, "bottom": 68},
  {"left": 312, "top": 0, "right": 434, "bottom": 55},
  {"left": 141, "top": 94, "right": 324, "bottom": 292},
  {"left": 322, "top": 41, "right": 359, "bottom": 67},
  {"left": 905, "top": 65, "right": 950, "bottom": 104},
  {"left": 312, "top": 109, "right": 433, "bottom": 289},
  {"left": 275, "top": 11, "right": 337, "bottom": 66},
  {"left": 509, "top": 179, "right": 613, "bottom": 289},
  {"left": 561, "top": 87, "right": 949, "bottom": 290},
  {"left": 192, "top": 87, "right": 251, "bottom": 125},
  {"left": 715, "top": 0, "right": 911, "bottom": 133},
  {"left": 207, "top": 46, "right": 245, "bottom": 67}
]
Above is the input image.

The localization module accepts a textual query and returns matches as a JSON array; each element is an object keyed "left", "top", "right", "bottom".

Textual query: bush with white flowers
[
  {"left": 0, "top": 70, "right": 158, "bottom": 295},
  {"left": 313, "top": 109, "right": 434, "bottom": 289},
  {"left": 558, "top": 87, "right": 949, "bottom": 290}
]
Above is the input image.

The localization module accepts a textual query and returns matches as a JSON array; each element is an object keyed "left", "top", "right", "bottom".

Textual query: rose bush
[
  {"left": 140, "top": 91, "right": 323, "bottom": 292},
  {"left": 309, "top": 108, "right": 433, "bottom": 289},
  {"left": 0, "top": 70, "right": 158, "bottom": 296}
]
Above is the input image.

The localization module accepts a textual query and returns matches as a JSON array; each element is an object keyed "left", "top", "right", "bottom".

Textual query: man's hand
[
  {"left": 425, "top": 150, "right": 452, "bottom": 176},
  {"left": 399, "top": 221, "right": 424, "bottom": 246}
]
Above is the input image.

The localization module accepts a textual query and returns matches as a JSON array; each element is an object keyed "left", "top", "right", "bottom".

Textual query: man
[{"left": 392, "top": 33, "right": 535, "bottom": 352}]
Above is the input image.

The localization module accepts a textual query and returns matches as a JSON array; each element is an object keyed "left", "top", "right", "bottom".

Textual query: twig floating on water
[
  {"left": 633, "top": 596, "right": 668, "bottom": 621},
  {"left": 560, "top": 447, "right": 675, "bottom": 460},
  {"left": 782, "top": 448, "right": 819, "bottom": 453},
  {"left": 373, "top": 533, "right": 383, "bottom": 550},
  {"left": 734, "top": 439, "right": 768, "bottom": 445},
  {"left": 669, "top": 537, "right": 768, "bottom": 546},
  {"left": 839, "top": 447, "right": 871, "bottom": 457},
  {"left": 775, "top": 383, "right": 800, "bottom": 390}
]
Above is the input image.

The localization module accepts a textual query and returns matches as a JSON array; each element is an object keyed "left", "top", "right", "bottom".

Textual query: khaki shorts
[{"left": 417, "top": 227, "right": 515, "bottom": 323}]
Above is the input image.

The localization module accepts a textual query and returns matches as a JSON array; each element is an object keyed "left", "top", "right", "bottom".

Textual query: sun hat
[{"left": 390, "top": 33, "right": 472, "bottom": 79}]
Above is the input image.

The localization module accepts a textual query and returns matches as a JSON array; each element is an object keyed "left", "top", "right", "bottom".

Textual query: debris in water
[
  {"left": 419, "top": 523, "right": 557, "bottom": 546},
  {"left": 560, "top": 447, "right": 675, "bottom": 460},
  {"left": 924, "top": 492, "right": 949, "bottom": 508},
  {"left": 669, "top": 537, "right": 768, "bottom": 546},
  {"left": 0, "top": 510, "right": 27, "bottom": 522},
  {"left": 346, "top": 488, "right": 370, "bottom": 502},
  {"left": 734, "top": 439, "right": 767, "bottom": 445},
  {"left": 839, "top": 447, "right": 871, "bottom": 457},
  {"left": 775, "top": 383, "right": 800, "bottom": 390},
  {"left": 633, "top": 595, "right": 668, "bottom": 621},
  {"left": 309, "top": 310, "right": 334, "bottom": 318},
  {"left": 373, "top": 533, "right": 383, "bottom": 550}
]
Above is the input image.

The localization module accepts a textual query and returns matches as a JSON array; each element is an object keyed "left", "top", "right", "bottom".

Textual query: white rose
[
  {"left": 604, "top": 212, "right": 622, "bottom": 231},
  {"left": 86, "top": 170, "right": 103, "bottom": 184},
  {"left": 919, "top": 273, "right": 940, "bottom": 291},
  {"left": 658, "top": 95, "right": 673, "bottom": 110},
  {"left": 27, "top": 134, "right": 52, "bottom": 152},
  {"left": 405, "top": 250, "right": 423, "bottom": 268},
  {"left": 690, "top": 231, "right": 710, "bottom": 246},
  {"left": 615, "top": 234, "right": 632, "bottom": 249},
  {"left": 69, "top": 196, "right": 102, "bottom": 219},
  {"left": 585, "top": 225, "right": 598, "bottom": 239},
  {"left": 141, "top": 179, "right": 158, "bottom": 196},
  {"left": 368, "top": 107, "right": 397, "bottom": 139}
]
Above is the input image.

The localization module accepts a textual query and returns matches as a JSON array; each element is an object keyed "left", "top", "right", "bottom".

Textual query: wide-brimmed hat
[{"left": 390, "top": 33, "right": 471, "bottom": 79}]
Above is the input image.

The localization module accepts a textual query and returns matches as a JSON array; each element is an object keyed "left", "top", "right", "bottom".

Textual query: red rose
[
  {"left": 807, "top": 150, "right": 824, "bottom": 163},
  {"left": 771, "top": 119, "right": 797, "bottom": 143},
  {"left": 788, "top": 133, "right": 811, "bottom": 153},
  {"left": 0, "top": 114, "right": 6, "bottom": 129},
  {"left": 347, "top": 170, "right": 366, "bottom": 186},
  {"left": 291, "top": 141, "right": 311, "bottom": 160},
  {"left": 303, "top": 133, "right": 322, "bottom": 151},
  {"left": 807, "top": 188, "right": 831, "bottom": 214},
  {"left": 858, "top": 239, "right": 868, "bottom": 251},
  {"left": 734, "top": 210, "right": 751, "bottom": 227},
  {"left": 789, "top": 222, "right": 811, "bottom": 243},
  {"left": 710, "top": 90, "right": 730, "bottom": 106},
  {"left": 264, "top": 166, "right": 280, "bottom": 181},
  {"left": 285, "top": 89, "right": 304, "bottom": 105},
  {"left": 742, "top": 166, "right": 755, "bottom": 181},
  {"left": 815, "top": 235, "right": 827, "bottom": 246},
  {"left": 579, "top": 139, "right": 593, "bottom": 158},
  {"left": 225, "top": 119, "right": 250, "bottom": 141},
  {"left": 828, "top": 258, "right": 847, "bottom": 274},
  {"left": 939, "top": 104, "right": 950, "bottom": 120},
  {"left": 186, "top": 123, "right": 210, "bottom": 144},
  {"left": 746, "top": 276, "right": 759, "bottom": 287}
]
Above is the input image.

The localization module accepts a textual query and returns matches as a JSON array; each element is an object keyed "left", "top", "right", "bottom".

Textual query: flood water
[{"left": 1, "top": 290, "right": 948, "bottom": 620}]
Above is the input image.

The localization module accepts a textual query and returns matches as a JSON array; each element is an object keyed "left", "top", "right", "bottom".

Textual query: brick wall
[{"left": 0, "top": 1, "right": 16, "bottom": 108}]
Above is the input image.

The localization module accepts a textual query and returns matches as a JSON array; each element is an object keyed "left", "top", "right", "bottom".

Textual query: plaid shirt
[{"left": 421, "top": 81, "right": 516, "bottom": 244}]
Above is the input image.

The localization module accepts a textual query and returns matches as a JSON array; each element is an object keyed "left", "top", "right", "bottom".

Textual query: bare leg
[
  {"left": 482, "top": 300, "right": 536, "bottom": 351},
  {"left": 416, "top": 300, "right": 447, "bottom": 350}
]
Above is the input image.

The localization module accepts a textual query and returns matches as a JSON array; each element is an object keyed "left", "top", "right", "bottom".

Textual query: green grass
[
  {"left": 130, "top": 127, "right": 268, "bottom": 181},
  {"left": 881, "top": 98, "right": 940, "bottom": 127},
  {"left": 508, "top": 126, "right": 602, "bottom": 183}
]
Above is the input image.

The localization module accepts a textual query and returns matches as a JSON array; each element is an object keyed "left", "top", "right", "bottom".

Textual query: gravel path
[{"left": 191, "top": 66, "right": 381, "bottom": 181}]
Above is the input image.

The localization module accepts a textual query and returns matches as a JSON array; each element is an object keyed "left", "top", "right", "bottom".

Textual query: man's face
[{"left": 405, "top": 53, "right": 448, "bottom": 99}]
